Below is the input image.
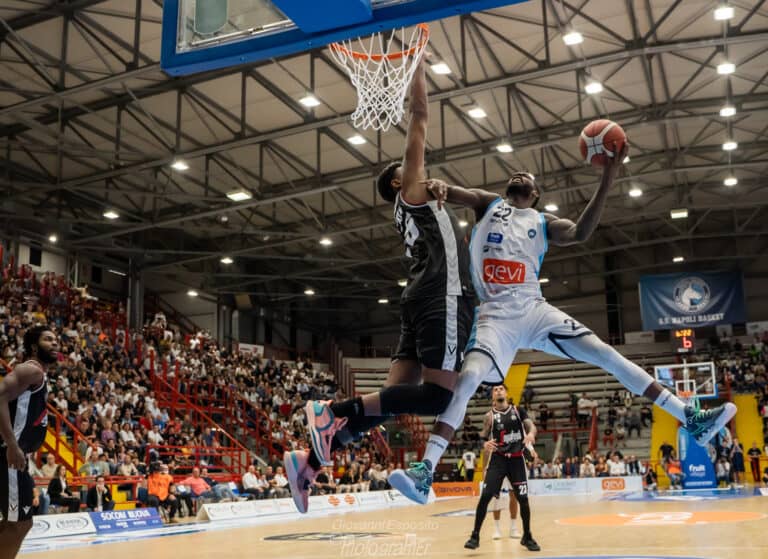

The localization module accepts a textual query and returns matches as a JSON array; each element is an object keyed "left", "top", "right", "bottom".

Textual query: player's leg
[
  {"left": 0, "top": 463, "right": 34, "bottom": 559},
  {"left": 509, "top": 457, "right": 539, "bottom": 551},
  {"left": 306, "top": 297, "right": 461, "bottom": 466},
  {"left": 508, "top": 488, "right": 520, "bottom": 538},
  {"left": 488, "top": 491, "right": 504, "bottom": 539},
  {"left": 387, "top": 351, "right": 496, "bottom": 504},
  {"left": 529, "top": 302, "right": 735, "bottom": 446},
  {"left": 465, "top": 455, "right": 506, "bottom": 550}
]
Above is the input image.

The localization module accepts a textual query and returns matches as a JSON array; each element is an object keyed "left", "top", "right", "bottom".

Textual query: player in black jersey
[
  {"left": 285, "top": 55, "right": 475, "bottom": 513},
  {"left": 465, "top": 384, "right": 540, "bottom": 551},
  {"left": 0, "top": 326, "right": 57, "bottom": 559}
]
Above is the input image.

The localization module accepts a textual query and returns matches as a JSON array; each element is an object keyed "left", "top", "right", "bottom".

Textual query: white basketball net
[{"left": 329, "top": 24, "right": 429, "bottom": 132}]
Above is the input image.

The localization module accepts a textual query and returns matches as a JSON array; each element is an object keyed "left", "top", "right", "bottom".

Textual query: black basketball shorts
[
  {"left": 393, "top": 295, "right": 474, "bottom": 372},
  {"left": 0, "top": 451, "right": 35, "bottom": 523},
  {"left": 483, "top": 453, "right": 528, "bottom": 498}
]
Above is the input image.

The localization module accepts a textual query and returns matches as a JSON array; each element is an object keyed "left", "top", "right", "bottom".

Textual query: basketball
[{"left": 579, "top": 119, "right": 627, "bottom": 167}]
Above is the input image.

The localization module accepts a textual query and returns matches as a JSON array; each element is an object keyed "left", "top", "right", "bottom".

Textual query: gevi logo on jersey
[{"left": 483, "top": 259, "right": 525, "bottom": 284}]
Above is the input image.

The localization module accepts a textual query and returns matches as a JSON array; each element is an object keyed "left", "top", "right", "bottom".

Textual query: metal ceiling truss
[{"left": 1, "top": 0, "right": 768, "bottom": 333}]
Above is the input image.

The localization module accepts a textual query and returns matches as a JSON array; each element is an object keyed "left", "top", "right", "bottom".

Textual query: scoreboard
[{"left": 672, "top": 328, "right": 695, "bottom": 353}]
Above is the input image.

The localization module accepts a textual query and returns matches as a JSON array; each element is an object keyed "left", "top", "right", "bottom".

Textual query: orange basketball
[{"left": 579, "top": 119, "right": 627, "bottom": 167}]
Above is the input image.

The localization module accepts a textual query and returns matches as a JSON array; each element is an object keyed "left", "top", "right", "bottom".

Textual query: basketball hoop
[{"left": 329, "top": 24, "right": 430, "bottom": 131}]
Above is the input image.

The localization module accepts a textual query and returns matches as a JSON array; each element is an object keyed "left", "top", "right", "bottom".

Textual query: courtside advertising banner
[
  {"left": 638, "top": 272, "right": 746, "bottom": 330},
  {"left": 89, "top": 508, "right": 163, "bottom": 533}
]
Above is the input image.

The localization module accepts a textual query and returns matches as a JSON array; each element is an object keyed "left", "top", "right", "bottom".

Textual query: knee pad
[{"left": 420, "top": 382, "right": 454, "bottom": 415}]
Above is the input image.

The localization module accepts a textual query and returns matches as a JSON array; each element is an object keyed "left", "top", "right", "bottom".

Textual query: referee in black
[
  {"left": 465, "top": 384, "right": 540, "bottom": 551},
  {"left": 1, "top": 326, "right": 58, "bottom": 559}
]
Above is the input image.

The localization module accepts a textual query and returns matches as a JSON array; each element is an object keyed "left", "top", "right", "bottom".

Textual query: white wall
[{"left": 18, "top": 243, "right": 66, "bottom": 275}]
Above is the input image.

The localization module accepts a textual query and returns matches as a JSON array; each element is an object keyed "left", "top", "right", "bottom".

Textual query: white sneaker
[
  {"left": 510, "top": 525, "right": 521, "bottom": 539},
  {"left": 492, "top": 528, "right": 502, "bottom": 540}
]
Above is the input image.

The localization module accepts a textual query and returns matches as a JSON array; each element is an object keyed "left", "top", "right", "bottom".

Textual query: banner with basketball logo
[{"left": 638, "top": 271, "right": 746, "bottom": 331}]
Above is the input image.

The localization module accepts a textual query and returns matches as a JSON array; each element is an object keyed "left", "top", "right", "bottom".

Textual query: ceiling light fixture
[
  {"left": 319, "top": 236, "right": 333, "bottom": 246},
  {"left": 226, "top": 189, "right": 252, "bottom": 202},
  {"left": 670, "top": 209, "right": 688, "bottom": 219},
  {"left": 563, "top": 31, "right": 583, "bottom": 45},
  {"left": 468, "top": 107, "right": 487, "bottom": 119},
  {"left": 719, "top": 105, "right": 736, "bottom": 117},
  {"left": 539, "top": 277, "right": 550, "bottom": 284},
  {"left": 673, "top": 256, "right": 685, "bottom": 263},
  {"left": 496, "top": 142, "right": 513, "bottom": 153},
  {"left": 171, "top": 159, "right": 189, "bottom": 171},
  {"left": 544, "top": 203, "right": 558, "bottom": 212},
  {"left": 299, "top": 94, "right": 321, "bottom": 107},
  {"left": 717, "top": 62, "right": 735, "bottom": 75},
  {"left": 714, "top": 5, "right": 735, "bottom": 20},
  {"left": 584, "top": 81, "right": 603, "bottom": 94},
  {"left": 458, "top": 219, "right": 468, "bottom": 228},
  {"left": 108, "top": 269, "right": 127, "bottom": 277},
  {"left": 304, "top": 288, "right": 315, "bottom": 296},
  {"left": 220, "top": 256, "right": 233, "bottom": 264},
  {"left": 378, "top": 298, "right": 389, "bottom": 304},
  {"left": 103, "top": 210, "right": 119, "bottom": 219},
  {"left": 187, "top": 289, "right": 198, "bottom": 297},
  {"left": 347, "top": 134, "right": 367, "bottom": 145},
  {"left": 722, "top": 140, "right": 738, "bottom": 151},
  {"left": 430, "top": 62, "right": 452, "bottom": 75},
  {"left": 397, "top": 279, "right": 407, "bottom": 287},
  {"left": 629, "top": 187, "right": 643, "bottom": 198},
  {"left": 724, "top": 176, "right": 738, "bottom": 186},
  {"left": 48, "top": 234, "right": 58, "bottom": 243}
]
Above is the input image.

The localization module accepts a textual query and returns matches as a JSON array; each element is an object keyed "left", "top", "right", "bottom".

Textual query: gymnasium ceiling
[{"left": 1, "top": 0, "right": 767, "bottom": 336}]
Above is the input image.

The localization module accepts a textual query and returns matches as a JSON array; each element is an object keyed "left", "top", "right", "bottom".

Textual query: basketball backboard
[
  {"left": 161, "top": 0, "right": 529, "bottom": 75},
  {"left": 653, "top": 361, "right": 718, "bottom": 401}
]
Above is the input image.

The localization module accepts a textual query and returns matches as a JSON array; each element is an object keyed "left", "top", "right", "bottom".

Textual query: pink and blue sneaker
[{"left": 305, "top": 400, "right": 347, "bottom": 466}]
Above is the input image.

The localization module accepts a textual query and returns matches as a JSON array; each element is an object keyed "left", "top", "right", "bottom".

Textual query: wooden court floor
[{"left": 25, "top": 491, "right": 768, "bottom": 559}]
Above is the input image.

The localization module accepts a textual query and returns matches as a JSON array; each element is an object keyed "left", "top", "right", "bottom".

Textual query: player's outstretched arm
[
  {"left": 421, "top": 178, "right": 499, "bottom": 219},
  {"left": 544, "top": 142, "right": 628, "bottom": 246},
  {"left": 399, "top": 56, "right": 429, "bottom": 203}
]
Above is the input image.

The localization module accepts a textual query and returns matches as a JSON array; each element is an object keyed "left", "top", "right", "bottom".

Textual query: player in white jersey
[{"left": 388, "top": 144, "right": 737, "bottom": 504}]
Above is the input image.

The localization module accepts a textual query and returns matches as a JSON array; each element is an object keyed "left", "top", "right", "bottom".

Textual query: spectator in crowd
[
  {"left": 577, "top": 393, "right": 594, "bottom": 429},
  {"left": 31, "top": 487, "right": 50, "bottom": 516},
  {"left": 730, "top": 437, "right": 745, "bottom": 484},
  {"left": 40, "top": 454, "right": 58, "bottom": 478},
  {"left": 715, "top": 457, "right": 732, "bottom": 488},
  {"left": 537, "top": 403, "right": 550, "bottom": 431},
  {"left": 461, "top": 449, "right": 477, "bottom": 482},
  {"left": 627, "top": 410, "right": 642, "bottom": 438},
  {"left": 314, "top": 466, "right": 338, "bottom": 495},
  {"left": 48, "top": 465, "right": 81, "bottom": 513},
  {"left": 602, "top": 426, "right": 615, "bottom": 448},
  {"left": 561, "top": 457, "right": 578, "bottom": 478},
  {"left": 608, "top": 453, "right": 626, "bottom": 476},
  {"left": 643, "top": 462, "right": 658, "bottom": 491},
  {"left": 580, "top": 457, "right": 595, "bottom": 478},
  {"left": 595, "top": 456, "right": 609, "bottom": 477},
  {"left": 338, "top": 463, "right": 364, "bottom": 493},
  {"left": 79, "top": 452, "right": 102, "bottom": 477},
  {"left": 615, "top": 422, "right": 627, "bottom": 448},
  {"left": 541, "top": 461, "right": 558, "bottom": 479},
  {"left": 626, "top": 455, "right": 641, "bottom": 475},
  {"left": 658, "top": 440, "right": 674, "bottom": 465},
  {"left": 267, "top": 466, "right": 290, "bottom": 498},
  {"left": 241, "top": 465, "right": 269, "bottom": 499},
  {"left": 666, "top": 452, "right": 684, "bottom": 489},
  {"left": 201, "top": 467, "right": 237, "bottom": 501},
  {"left": 368, "top": 464, "right": 388, "bottom": 491},
  {"left": 179, "top": 467, "right": 217, "bottom": 502},
  {"left": 147, "top": 462, "right": 181, "bottom": 520},
  {"left": 86, "top": 475, "right": 115, "bottom": 512},
  {"left": 640, "top": 403, "right": 652, "bottom": 427},
  {"left": 747, "top": 441, "right": 762, "bottom": 483}
]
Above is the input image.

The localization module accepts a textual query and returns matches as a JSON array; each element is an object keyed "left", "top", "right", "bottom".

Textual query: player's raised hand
[
  {"left": 483, "top": 440, "right": 498, "bottom": 454},
  {"left": 604, "top": 141, "right": 629, "bottom": 177},
  {"left": 421, "top": 178, "right": 448, "bottom": 210}
]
